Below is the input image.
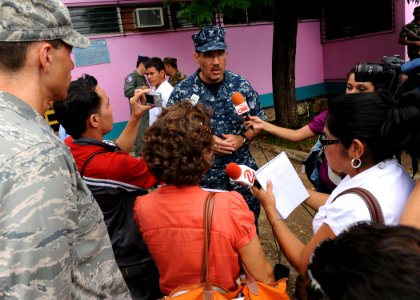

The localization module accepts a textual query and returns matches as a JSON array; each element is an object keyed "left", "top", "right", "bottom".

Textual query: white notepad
[{"left": 256, "top": 151, "right": 309, "bottom": 219}]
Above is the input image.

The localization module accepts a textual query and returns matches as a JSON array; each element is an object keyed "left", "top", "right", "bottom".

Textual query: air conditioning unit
[{"left": 134, "top": 7, "right": 164, "bottom": 28}]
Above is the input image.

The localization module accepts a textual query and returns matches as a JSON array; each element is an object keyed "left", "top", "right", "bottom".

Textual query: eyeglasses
[{"left": 320, "top": 133, "right": 341, "bottom": 147}]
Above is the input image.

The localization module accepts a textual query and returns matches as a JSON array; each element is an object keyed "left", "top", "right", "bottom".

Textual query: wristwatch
[{"left": 240, "top": 133, "right": 250, "bottom": 145}]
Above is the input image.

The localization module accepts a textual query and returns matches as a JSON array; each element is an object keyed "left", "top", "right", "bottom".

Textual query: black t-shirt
[{"left": 199, "top": 74, "right": 224, "bottom": 97}]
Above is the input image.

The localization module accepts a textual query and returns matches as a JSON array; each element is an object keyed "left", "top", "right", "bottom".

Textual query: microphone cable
[{"left": 254, "top": 140, "right": 270, "bottom": 163}]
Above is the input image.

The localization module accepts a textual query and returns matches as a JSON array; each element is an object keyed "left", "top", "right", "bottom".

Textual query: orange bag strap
[
  {"left": 240, "top": 263, "right": 260, "bottom": 295},
  {"left": 201, "top": 192, "right": 216, "bottom": 283}
]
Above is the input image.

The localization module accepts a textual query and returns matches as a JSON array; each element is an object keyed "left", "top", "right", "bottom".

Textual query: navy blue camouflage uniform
[{"left": 167, "top": 69, "right": 266, "bottom": 223}]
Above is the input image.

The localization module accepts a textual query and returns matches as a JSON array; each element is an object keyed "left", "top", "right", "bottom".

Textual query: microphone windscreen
[
  {"left": 231, "top": 92, "right": 245, "bottom": 105},
  {"left": 225, "top": 162, "right": 242, "bottom": 180}
]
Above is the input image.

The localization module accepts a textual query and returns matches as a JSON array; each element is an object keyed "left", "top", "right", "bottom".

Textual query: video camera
[{"left": 354, "top": 55, "right": 405, "bottom": 94}]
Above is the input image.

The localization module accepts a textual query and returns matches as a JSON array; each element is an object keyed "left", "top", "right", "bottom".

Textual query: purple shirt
[
  {"left": 308, "top": 109, "right": 328, "bottom": 135},
  {"left": 308, "top": 108, "right": 339, "bottom": 192}
]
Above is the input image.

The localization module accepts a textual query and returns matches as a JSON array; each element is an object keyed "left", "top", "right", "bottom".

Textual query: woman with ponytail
[{"left": 253, "top": 90, "right": 420, "bottom": 275}]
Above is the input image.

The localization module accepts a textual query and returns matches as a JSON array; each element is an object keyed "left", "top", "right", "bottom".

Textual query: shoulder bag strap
[
  {"left": 201, "top": 192, "right": 216, "bottom": 300},
  {"left": 80, "top": 150, "right": 107, "bottom": 177},
  {"left": 332, "top": 187, "right": 385, "bottom": 224},
  {"left": 201, "top": 192, "right": 216, "bottom": 283}
]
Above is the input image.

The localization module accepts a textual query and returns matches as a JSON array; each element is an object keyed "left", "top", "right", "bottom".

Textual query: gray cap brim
[
  {"left": 61, "top": 29, "right": 90, "bottom": 49},
  {"left": 0, "top": 0, "right": 90, "bottom": 48}
]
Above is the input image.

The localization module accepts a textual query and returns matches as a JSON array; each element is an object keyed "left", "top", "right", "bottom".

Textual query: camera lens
[
  {"left": 355, "top": 63, "right": 383, "bottom": 82},
  {"left": 146, "top": 94, "right": 155, "bottom": 104}
]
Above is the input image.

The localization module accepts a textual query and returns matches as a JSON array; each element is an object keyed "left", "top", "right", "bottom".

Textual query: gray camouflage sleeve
[{"left": 0, "top": 144, "right": 129, "bottom": 299}]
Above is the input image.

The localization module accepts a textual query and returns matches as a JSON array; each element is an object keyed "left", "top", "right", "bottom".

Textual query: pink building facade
[{"left": 63, "top": 0, "right": 416, "bottom": 139}]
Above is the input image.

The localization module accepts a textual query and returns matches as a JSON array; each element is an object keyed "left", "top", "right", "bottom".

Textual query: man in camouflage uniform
[
  {"left": 163, "top": 57, "right": 188, "bottom": 87},
  {"left": 0, "top": 1, "right": 130, "bottom": 298},
  {"left": 167, "top": 26, "right": 266, "bottom": 227},
  {"left": 399, "top": 6, "right": 420, "bottom": 60},
  {"left": 124, "top": 55, "right": 150, "bottom": 157}
]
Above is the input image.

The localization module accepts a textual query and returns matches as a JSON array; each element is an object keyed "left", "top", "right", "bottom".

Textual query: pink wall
[
  {"left": 70, "top": 30, "right": 196, "bottom": 123},
  {"left": 296, "top": 21, "right": 324, "bottom": 86},
  {"left": 63, "top": 0, "right": 324, "bottom": 124},
  {"left": 69, "top": 22, "right": 323, "bottom": 124},
  {"left": 65, "top": 0, "right": 411, "bottom": 126}
]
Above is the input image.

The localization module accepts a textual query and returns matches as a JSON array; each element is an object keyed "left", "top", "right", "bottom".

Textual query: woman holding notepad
[
  {"left": 246, "top": 69, "right": 376, "bottom": 194},
  {"left": 252, "top": 90, "right": 420, "bottom": 277}
]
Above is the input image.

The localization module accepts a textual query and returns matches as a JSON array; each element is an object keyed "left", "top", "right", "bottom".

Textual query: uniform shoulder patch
[{"left": 125, "top": 75, "right": 133, "bottom": 83}]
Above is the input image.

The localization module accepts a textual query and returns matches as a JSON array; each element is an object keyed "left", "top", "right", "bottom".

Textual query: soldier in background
[
  {"left": 163, "top": 57, "right": 187, "bottom": 87},
  {"left": 0, "top": 0, "right": 130, "bottom": 298},
  {"left": 124, "top": 55, "right": 150, "bottom": 157},
  {"left": 399, "top": 6, "right": 420, "bottom": 61}
]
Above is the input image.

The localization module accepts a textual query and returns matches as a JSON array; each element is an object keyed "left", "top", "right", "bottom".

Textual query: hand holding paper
[
  {"left": 254, "top": 152, "right": 309, "bottom": 219},
  {"left": 251, "top": 179, "right": 278, "bottom": 217}
]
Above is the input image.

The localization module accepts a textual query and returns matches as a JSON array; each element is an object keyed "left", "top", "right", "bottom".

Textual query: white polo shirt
[
  {"left": 313, "top": 158, "right": 414, "bottom": 235},
  {"left": 149, "top": 80, "right": 173, "bottom": 126}
]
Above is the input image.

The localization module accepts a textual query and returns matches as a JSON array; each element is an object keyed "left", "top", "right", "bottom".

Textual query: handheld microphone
[
  {"left": 401, "top": 57, "right": 420, "bottom": 75},
  {"left": 231, "top": 92, "right": 250, "bottom": 119},
  {"left": 231, "top": 92, "right": 255, "bottom": 133},
  {"left": 225, "top": 162, "right": 261, "bottom": 189}
]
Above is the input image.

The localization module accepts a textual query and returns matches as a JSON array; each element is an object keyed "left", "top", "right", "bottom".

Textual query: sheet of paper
[{"left": 256, "top": 151, "right": 309, "bottom": 219}]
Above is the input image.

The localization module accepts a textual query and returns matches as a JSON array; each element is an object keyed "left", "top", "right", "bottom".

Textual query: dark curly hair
[{"left": 142, "top": 100, "right": 214, "bottom": 186}]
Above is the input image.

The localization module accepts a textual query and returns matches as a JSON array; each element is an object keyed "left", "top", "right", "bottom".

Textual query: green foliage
[
  {"left": 175, "top": 0, "right": 253, "bottom": 27},
  {"left": 177, "top": 1, "right": 214, "bottom": 27}
]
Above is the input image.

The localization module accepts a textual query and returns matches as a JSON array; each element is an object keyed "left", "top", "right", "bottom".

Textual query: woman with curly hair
[{"left": 133, "top": 101, "right": 274, "bottom": 296}]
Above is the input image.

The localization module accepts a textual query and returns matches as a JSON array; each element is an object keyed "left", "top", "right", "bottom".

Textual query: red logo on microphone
[
  {"left": 244, "top": 169, "right": 255, "bottom": 184},
  {"left": 235, "top": 102, "right": 250, "bottom": 115}
]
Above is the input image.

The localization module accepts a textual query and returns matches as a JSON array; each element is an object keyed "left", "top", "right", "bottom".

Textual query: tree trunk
[{"left": 272, "top": 1, "right": 299, "bottom": 128}]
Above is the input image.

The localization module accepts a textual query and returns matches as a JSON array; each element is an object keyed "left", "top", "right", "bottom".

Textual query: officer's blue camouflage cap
[
  {"left": 0, "top": 0, "right": 90, "bottom": 48},
  {"left": 192, "top": 26, "right": 227, "bottom": 52}
]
